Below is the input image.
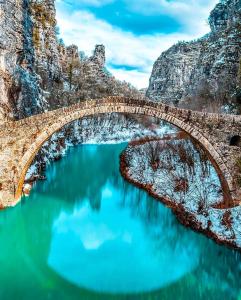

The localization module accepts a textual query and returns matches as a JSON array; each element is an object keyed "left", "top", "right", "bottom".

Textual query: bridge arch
[{"left": 15, "top": 98, "right": 234, "bottom": 202}]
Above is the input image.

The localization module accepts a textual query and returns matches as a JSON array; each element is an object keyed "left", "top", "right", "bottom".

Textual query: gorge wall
[
  {"left": 0, "top": 0, "right": 59, "bottom": 121},
  {"left": 0, "top": 0, "right": 145, "bottom": 181},
  {"left": 146, "top": 0, "right": 241, "bottom": 113},
  {"left": 0, "top": 0, "right": 142, "bottom": 123}
]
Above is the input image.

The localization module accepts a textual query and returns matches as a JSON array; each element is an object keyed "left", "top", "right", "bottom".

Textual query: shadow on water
[{"left": 0, "top": 143, "right": 241, "bottom": 300}]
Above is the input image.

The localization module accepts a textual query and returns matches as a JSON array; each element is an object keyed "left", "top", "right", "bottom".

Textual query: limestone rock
[
  {"left": 0, "top": 0, "right": 144, "bottom": 180},
  {"left": 89, "top": 44, "right": 106, "bottom": 68},
  {"left": 0, "top": 0, "right": 142, "bottom": 123},
  {"left": 146, "top": 0, "right": 241, "bottom": 113}
]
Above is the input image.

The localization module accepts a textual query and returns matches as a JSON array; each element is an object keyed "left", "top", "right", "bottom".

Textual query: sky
[{"left": 55, "top": 0, "right": 219, "bottom": 89}]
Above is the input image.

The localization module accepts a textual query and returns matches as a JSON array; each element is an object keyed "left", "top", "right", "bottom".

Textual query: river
[{"left": 0, "top": 143, "right": 240, "bottom": 299}]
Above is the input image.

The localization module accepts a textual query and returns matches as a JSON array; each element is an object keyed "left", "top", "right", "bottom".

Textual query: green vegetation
[
  {"left": 31, "top": 2, "right": 56, "bottom": 50},
  {"left": 32, "top": 27, "right": 40, "bottom": 48},
  {"left": 236, "top": 57, "right": 241, "bottom": 113},
  {"left": 31, "top": 2, "right": 56, "bottom": 27},
  {"left": 237, "top": 158, "right": 241, "bottom": 170},
  {"left": 236, "top": 157, "right": 241, "bottom": 187}
]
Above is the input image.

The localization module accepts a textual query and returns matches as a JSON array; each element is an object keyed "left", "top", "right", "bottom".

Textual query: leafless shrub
[{"left": 129, "top": 137, "right": 222, "bottom": 210}]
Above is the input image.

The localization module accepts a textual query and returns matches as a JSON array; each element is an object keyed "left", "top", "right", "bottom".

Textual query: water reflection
[
  {"left": 48, "top": 182, "right": 199, "bottom": 293},
  {"left": 0, "top": 143, "right": 241, "bottom": 300}
]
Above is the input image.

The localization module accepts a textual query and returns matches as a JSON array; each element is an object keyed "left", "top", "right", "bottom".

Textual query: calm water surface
[{"left": 0, "top": 143, "right": 241, "bottom": 300}]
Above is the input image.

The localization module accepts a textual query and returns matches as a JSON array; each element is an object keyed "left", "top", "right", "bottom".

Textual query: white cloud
[
  {"left": 126, "top": 0, "right": 218, "bottom": 15},
  {"left": 126, "top": 0, "right": 219, "bottom": 27},
  {"left": 125, "top": 0, "right": 220, "bottom": 36},
  {"left": 56, "top": 0, "right": 219, "bottom": 89},
  {"left": 108, "top": 67, "right": 150, "bottom": 89},
  {"left": 74, "top": 0, "right": 114, "bottom": 7},
  {"left": 56, "top": 0, "right": 114, "bottom": 7}
]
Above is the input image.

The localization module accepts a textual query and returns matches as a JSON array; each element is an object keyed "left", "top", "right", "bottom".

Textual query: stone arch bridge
[{"left": 0, "top": 96, "right": 241, "bottom": 208}]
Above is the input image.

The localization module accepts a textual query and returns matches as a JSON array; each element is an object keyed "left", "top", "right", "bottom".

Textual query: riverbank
[
  {"left": 120, "top": 138, "right": 241, "bottom": 251},
  {"left": 23, "top": 115, "right": 176, "bottom": 196}
]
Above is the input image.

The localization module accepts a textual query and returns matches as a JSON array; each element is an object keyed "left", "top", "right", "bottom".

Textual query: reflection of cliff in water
[
  {"left": 0, "top": 144, "right": 240, "bottom": 299},
  {"left": 34, "top": 144, "right": 118, "bottom": 210}
]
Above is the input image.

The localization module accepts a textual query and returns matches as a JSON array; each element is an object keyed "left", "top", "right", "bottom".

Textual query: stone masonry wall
[{"left": 0, "top": 97, "right": 240, "bottom": 207}]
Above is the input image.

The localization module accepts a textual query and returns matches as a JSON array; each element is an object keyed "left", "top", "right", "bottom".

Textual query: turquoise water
[{"left": 0, "top": 143, "right": 241, "bottom": 300}]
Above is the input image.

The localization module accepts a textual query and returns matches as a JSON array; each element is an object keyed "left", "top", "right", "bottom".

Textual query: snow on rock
[
  {"left": 123, "top": 137, "right": 241, "bottom": 249},
  {"left": 26, "top": 114, "right": 176, "bottom": 181},
  {"left": 146, "top": 0, "right": 241, "bottom": 113}
]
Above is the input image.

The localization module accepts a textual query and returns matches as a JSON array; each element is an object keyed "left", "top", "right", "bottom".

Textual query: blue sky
[{"left": 56, "top": 0, "right": 219, "bottom": 89}]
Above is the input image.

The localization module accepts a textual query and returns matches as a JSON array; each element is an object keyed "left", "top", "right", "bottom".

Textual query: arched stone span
[
  {"left": 0, "top": 96, "right": 240, "bottom": 207},
  {"left": 15, "top": 102, "right": 233, "bottom": 201}
]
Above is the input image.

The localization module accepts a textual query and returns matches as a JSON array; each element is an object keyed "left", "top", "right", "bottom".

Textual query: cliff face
[
  {"left": 51, "top": 43, "right": 141, "bottom": 109},
  {"left": 0, "top": 0, "right": 145, "bottom": 182},
  {"left": 146, "top": 0, "right": 241, "bottom": 113},
  {"left": 0, "top": 0, "right": 60, "bottom": 121},
  {"left": 0, "top": 0, "right": 142, "bottom": 123}
]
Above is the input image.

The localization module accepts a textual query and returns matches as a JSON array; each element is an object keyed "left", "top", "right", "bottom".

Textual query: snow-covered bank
[
  {"left": 120, "top": 138, "right": 241, "bottom": 250},
  {"left": 24, "top": 114, "right": 176, "bottom": 192}
]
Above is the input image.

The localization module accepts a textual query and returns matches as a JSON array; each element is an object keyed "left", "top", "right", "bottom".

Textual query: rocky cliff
[
  {"left": 147, "top": 0, "right": 241, "bottom": 113},
  {"left": 0, "top": 0, "right": 142, "bottom": 123},
  {"left": 0, "top": 0, "right": 60, "bottom": 121},
  {"left": 0, "top": 0, "right": 145, "bottom": 182}
]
